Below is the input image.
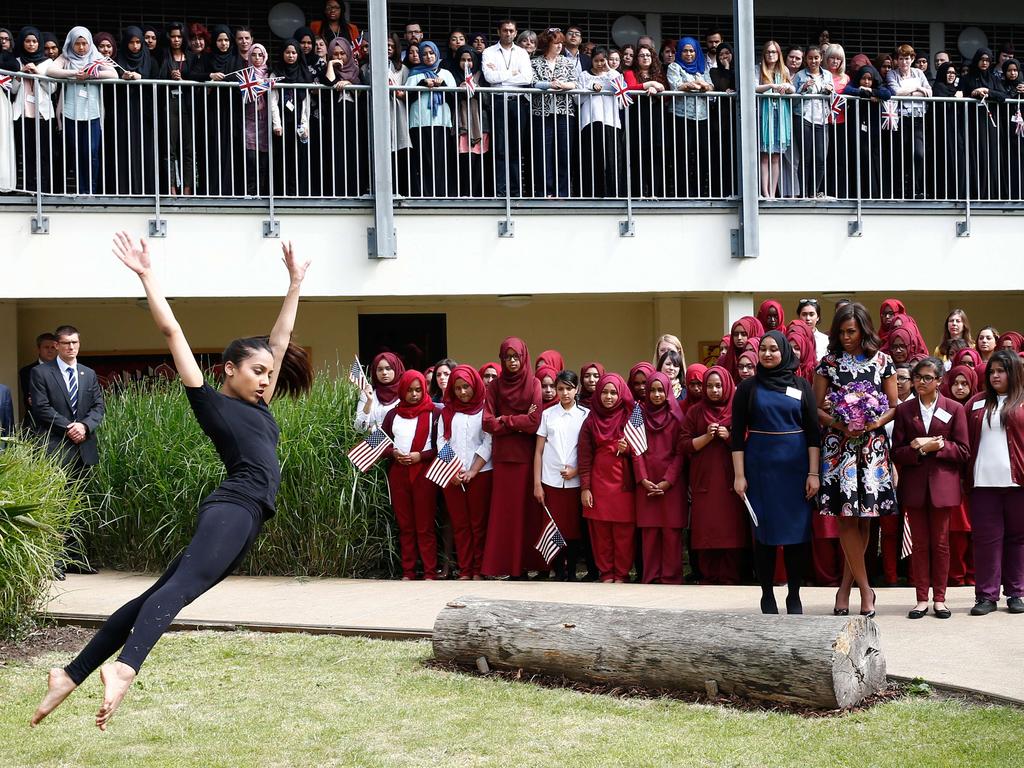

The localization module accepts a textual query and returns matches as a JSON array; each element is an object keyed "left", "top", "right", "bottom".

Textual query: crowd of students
[
  {"left": 352, "top": 298, "right": 1024, "bottom": 619},
  {"left": 2, "top": 10, "right": 1023, "bottom": 200}
]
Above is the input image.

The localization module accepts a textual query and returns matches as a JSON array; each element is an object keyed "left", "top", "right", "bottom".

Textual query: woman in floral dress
[{"left": 814, "top": 303, "right": 898, "bottom": 617}]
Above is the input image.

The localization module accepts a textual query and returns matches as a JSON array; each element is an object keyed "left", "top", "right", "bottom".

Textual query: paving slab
[{"left": 44, "top": 573, "right": 1023, "bottom": 703}]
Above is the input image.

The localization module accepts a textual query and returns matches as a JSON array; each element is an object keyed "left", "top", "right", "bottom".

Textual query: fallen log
[{"left": 432, "top": 597, "right": 886, "bottom": 710}]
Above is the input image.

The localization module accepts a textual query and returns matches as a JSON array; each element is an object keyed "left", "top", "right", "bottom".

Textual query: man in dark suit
[
  {"left": 19, "top": 332, "right": 59, "bottom": 427},
  {"left": 30, "top": 324, "right": 106, "bottom": 576},
  {"left": 0, "top": 383, "right": 13, "bottom": 437}
]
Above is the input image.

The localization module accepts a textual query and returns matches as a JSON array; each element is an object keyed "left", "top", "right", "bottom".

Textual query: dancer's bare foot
[
  {"left": 30, "top": 668, "right": 78, "bottom": 727},
  {"left": 96, "top": 662, "right": 136, "bottom": 731}
]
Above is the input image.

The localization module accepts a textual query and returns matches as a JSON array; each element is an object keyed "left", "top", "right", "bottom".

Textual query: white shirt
[
  {"left": 814, "top": 329, "right": 830, "bottom": 360},
  {"left": 577, "top": 71, "right": 623, "bottom": 129},
  {"left": 481, "top": 43, "right": 532, "bottom": 87},
  {"left": 391, "top": 413, "right": 433, "bottom": 455},
  {"left": 919, "top": 396, "right": 938, "bottom": 434},
  {"left": 438, "top": 411, "right": 493, "bottom": 473},
  {"left": 354, "top": 390, "right": 398, "bottom": 432},
  {"left": 974, "top": 396, "right": 1017, "bottom": 488},
  {"left": 536, "top": 403, "right": 589, "bottom": 488},
  {"left": 56, "top": 357, "right": 78, "bottom": 394}
]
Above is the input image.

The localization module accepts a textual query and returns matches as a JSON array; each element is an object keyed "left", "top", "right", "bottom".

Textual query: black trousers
[{"left": 64, "top": 502, "right": 261, "bottom": 683}]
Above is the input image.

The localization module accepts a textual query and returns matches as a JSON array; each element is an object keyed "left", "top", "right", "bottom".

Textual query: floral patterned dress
[{"left": 816, "top": 351, "right": 898, "bottom": 518}]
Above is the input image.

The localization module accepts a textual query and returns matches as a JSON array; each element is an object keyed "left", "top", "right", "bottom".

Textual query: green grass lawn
[{"left": 2, "top": 632, "right": 1022, "bottom": 768}]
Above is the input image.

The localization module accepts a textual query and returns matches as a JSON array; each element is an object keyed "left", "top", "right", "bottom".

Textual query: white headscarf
[{"left": 61, "top": 26, "right": 101, "bottom": 68}]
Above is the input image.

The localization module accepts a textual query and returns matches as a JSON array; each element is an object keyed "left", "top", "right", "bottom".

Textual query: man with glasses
[
  {"left": 19, "top": 332, "right": 59, "bottom": 426},
  {"left": 482, "top": 19, "right": 532, "bottom": 197},
  {"left": 404, "top": 23, "right": 423, "bottom": 48},
  {"left": 562, "top": 25, "right": 590, "bottom": 75},
  {"left": 29, "top": 324, "right": 106, "bottom": 577}
]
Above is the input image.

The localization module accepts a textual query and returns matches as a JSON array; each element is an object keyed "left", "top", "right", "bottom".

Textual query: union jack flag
[
  {"left": 347, "top": 428, "right": 393, "bottom": 472},
  {"left": 0, "top": 73, "right": 11, "bottom": 92},
  {"left": 535, "top": 506, "right": 567, "bottom": 565},
  {"left": 80, "top": 60, "right": 105, "bottom": 77},
  {"left": 348, "top": 356, "right": 366, "bottom": 390},
  {"left": 623, "top": 402, "right": 648, "bottom": 456},
  {"left": 614, "top": 76, "right": 633, "bottom": 108},
  {"left": 1013, "top": 109, "right": 1024, "bottom": 138},
  {"left": 829, "top": 94, "right": 846, "bottom": 122},
  {"left": 463, "top": 65, "right": 476, "bottom": 98},
  {"left": 881, "top": 101, "right": 899, "bottom": 132},
  {"left": 425, "top": 442, "right": 464, "bottom": 489},
  {"left": 238, "top": 67, "right": 274, "bottom": 104}
]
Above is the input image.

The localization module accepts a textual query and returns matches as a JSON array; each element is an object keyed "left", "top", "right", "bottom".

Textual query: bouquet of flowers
[{"left": 827, "top": 380, "right": 889, "bottom": 433}]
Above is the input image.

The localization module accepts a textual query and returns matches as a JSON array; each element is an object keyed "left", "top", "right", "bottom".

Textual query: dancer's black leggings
[
  {"left": 64, "top": 502, "right": 261, "bottom": 684},
  {"left": 754, "top": 541, "right": 810, "bottom": 599}
]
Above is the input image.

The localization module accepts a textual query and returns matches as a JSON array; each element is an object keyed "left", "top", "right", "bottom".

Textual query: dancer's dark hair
[{"left": 222, "top": 336, "right": 313, "bottom": 397}]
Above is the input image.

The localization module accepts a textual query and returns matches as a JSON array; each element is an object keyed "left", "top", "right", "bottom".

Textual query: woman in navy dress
[{"left": 732, "top": 330, "right": 821, "bottom": 614}]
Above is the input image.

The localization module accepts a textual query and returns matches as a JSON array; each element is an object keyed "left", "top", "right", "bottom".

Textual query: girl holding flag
[
  {"left": 577, "top": 47, "right": 625, "bottom": 198},
  {"left": 435, "top": 364, "right": 493, "bottom": 580},
  {"left": 579, "top": 373, "right": 636, "bottom": 583}
]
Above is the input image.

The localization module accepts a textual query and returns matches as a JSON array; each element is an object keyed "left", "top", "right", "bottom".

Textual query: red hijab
[
  {"left": 587, "top": 372, "right": 634, "bottom": 443},
  {"left": 681, "top": 363, "right": 708, "bottom": 414},
  {"left": 998, "top": 331, "right": 1024, "bottom": 352},
  {"left": 953, "top": 347, "right": 983, "bottom": 369},
  {"left": 392, "top": 370, "right": 434, "bottom": 453},
  {"left": 941, "top": 364, "right": 978, "bottom": 401},
  {"left": 535, "top": 365, "right": 561, "bottom": 410},
  {"left": 370, "top": 352, "right": 405, "bottom": 405},
  {"left": 719, "top": 316, "right": 765, "bottom": 381},
  {"left": 688, "top": 366, "right": 735, "bottom": 433},
  {"left": 785, "top": 321, "right": 817, "bottom": 382},
  {"left": 757, "top": 299, "right": 786, "bottom": 332},
  {"left": 578, "top": 361, "right": 605, "bottom": 408},
  {"left": 478, "top": 361, "right": 499, "bottom": 382},
  {"left": 894, "top": 313, "right": 930, "bottom": 359},
  {"left": 644, "top": 371, "right": 683, "bottom": 431},
  {"left": 628, "top": 361, "right": 656, "bottom": 402},
  {"left": 492, "top": 337, "right": 535, "bottom": 414},
  {"left": 536, "top": 349, "right": 565, "bottom": 373},
  {"left": 883, "top": 326, "right": 915, "bottom": 362},
  {"left": 440, "top": 364, "right": 486, "bottom": 439},
  {"left": 879, "top": 298, "right": 907, "bottom": 342}
]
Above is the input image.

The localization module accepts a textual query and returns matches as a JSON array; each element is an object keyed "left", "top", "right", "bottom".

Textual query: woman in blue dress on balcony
[
  {"left": 754, "top": 40, "right": 794, "bottom": 199},
  {"left": 814, "top": 303, "right": 899, "bottom": 618},
  {"left": 665, "top": 36, "right": 712, "bottom": 198},
  {"left": 732, "top": 330, "right": 820, "bottom": 614}
]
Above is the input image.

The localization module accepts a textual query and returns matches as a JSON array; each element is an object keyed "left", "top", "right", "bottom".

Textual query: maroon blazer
[
  {"left": 964, "top": 393, "right": 1024, "bottom": 490},
  {"left": 891, "top": 393, "right": 970, "bottom": 508}
]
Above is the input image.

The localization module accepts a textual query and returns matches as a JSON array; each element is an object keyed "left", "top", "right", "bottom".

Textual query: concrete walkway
[{"left": 44, "top": 573, "right": 1023, "bottom": 704}]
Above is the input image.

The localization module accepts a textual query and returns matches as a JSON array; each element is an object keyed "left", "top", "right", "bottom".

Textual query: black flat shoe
[
  {"left": 1008, "top": 596, "right": 1024, "bottom": 614},
  {"left": 907, "top": 606, "right": 929, "bottom": 619},
  {"left": 970, "top": 599, "right": 998, "bottom": 616},
  {"left": 933, "top": 606, "right": 952, "bottom": 619},
  {"left": 760, "top": 595, "right": 779, "bottom": 614}
]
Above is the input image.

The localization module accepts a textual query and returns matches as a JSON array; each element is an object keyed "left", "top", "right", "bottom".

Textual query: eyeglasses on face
[{"left": 913, "top": 375, "right": 937, "bottom": 383}]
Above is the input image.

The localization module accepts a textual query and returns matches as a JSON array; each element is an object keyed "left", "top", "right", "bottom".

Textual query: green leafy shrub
[
  {"left": 0, "top": 438, "right": 85, "bottom": 638},
  {"left": 91, "top": 374, "right": 397, "bottom": 577}
]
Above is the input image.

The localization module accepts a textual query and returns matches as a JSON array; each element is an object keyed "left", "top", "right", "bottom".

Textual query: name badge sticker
[
  {"left": 785, "top": 386, "right": 803, "bottom": 401},
  {"left": 973, "top": 400, "right": 986, "bottom": 411},
  {"left": 934, "top": 408, "right": 952, "bottom": 424}
]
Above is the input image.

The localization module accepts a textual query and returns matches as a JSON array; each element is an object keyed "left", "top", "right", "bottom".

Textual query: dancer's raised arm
[
  {"left": 112, "top": 231, "right": 203, "bottom": 388},
  {"left": 263, "top": 241, "right": 311, "bottom": 402}
]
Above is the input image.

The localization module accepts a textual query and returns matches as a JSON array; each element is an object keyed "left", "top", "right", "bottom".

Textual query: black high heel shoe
[
  {"left": 833, "top": 589, "right": 850, "bottom": 616},
  {"left": 860, "top": 588, "right": 877, "bottom": 618}
]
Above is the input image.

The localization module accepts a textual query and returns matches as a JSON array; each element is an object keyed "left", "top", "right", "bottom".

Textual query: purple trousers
[{"left": 970, "top": 488, "right": 1024, "bottom": 602}]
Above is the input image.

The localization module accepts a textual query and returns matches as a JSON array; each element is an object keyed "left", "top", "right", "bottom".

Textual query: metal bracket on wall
[
  {"left": 847, "top": 219, "right": 863, "bottom": 237},
  {"left": 730, "top": 228, "right": 740, "bottom": 257},
  {"left": 31, "top": 215, "right": 49, "bottom": 235},
  {"left": 262, "top": 219, "right": 280, "bottom": 238},
  {"left": 367, "top": 227, "right": 398, "bottom": 259},
  {"left": 618, "top": 219, "right": 635, "bottom": 237},
  {"left": 497, "top": 219, "right": 515, "bottom": 238},
  {"left": 148, "top": 218, "right": 167, "bottom": 238},
  {"left": 956, "top": 219, "right": 970, "bottom": 237}
]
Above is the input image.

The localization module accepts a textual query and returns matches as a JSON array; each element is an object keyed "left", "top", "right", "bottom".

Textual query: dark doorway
[{"left": 358, "top": 313, "right": 447, "bottom": 373}]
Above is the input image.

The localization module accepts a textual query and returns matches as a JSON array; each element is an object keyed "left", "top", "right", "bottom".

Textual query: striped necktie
[{"left": 67, "top": 366, "right": 78, "bottom": 417}]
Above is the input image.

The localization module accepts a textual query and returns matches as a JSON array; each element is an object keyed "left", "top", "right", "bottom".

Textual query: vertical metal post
[
  {"left": 367, "top": 0, "right": 397, "bottom": 258},
  {"left": 263, "top": 88, "right": 280, "bottom": 238},
  {"left": 30, "top": 78, "right": 49, "bottom": 234},
  {"left": 731, "top": 0, "right": 759, "bottom": 258},
  {"left": 620, "top": 109, "right": 635, "bottom": 236},
  {"left": 848, "top": 99, "right": 864, "bottom": 237},
  {"left": 149, "top": 83, "right": 167, "bottom": 237},
  {"left": 958, "top": 100, "right": 971, "bottom": 237}
]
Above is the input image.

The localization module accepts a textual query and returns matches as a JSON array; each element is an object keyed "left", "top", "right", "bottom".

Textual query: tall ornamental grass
[
  {"left": 92, "top": 374, "right": 397, "bottom": 577},
  {"left": 0, "top": 438, "right": 85, "bottom": 638}
]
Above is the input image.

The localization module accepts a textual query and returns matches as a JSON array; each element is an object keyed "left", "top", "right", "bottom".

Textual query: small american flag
[
  {"left": 239, "top": 67, "right": 274, "bottom": 104},
  {"left": 535, "top": 509, "right": 566, "bottom": 565},
  {"left": 829, "top": 94, "right": 846, "bottom": 123},
  {"left": 425, "top": 442, "right": 464, "bottom": 489},
  {"left": 348, "top": 356, "right": 366, "bottom": 390},
  {"left": 614, "top": 76, "right": 633, "bottom": 108},
  {"left": 881, "top": 102, "right": 899, "bottom": 132},
  {"left": 1013, "top": 109, "right": 1024, "bottom": 138},
  {"left": 347, "top": 428, "right": 393, "bottom": 472},
  {"left": 463, "top": 65, "right": 476, "bottom": 97},
  {"left": 901, "top": 513, "right": 913, "bottom": 559},
  {"left": 623, "top": 402, "right": 648, "bottom": 456}
]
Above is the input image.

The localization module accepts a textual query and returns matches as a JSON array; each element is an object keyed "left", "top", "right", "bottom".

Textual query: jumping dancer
[{"left": 31, "top": 231, "right": 312, "bottom": 729}]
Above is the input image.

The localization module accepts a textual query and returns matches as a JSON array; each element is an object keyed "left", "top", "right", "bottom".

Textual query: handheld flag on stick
[
  {"left": 535, "top": 504, "right": 567, "bottom": 565},
  {"left": 80, "top": 60, "right": 105, "bottom": 78},
  {"left": 239, "top": 67, "right": 274, "bottom": 104},
  {"left": 425, "top": 443, "right": 464, "bottom": 489},
  {"left": 1013, "top": 109, "right": 1024, "bottom": 138},
  {"left": 0, "top": 73, "right": 11, "bottom": 92},
  {"left": 901, "top": 514, "right": 913, "bottom": 559},
  {"left": 882, "top": 102, "right": 899, "bottom": 132},
  {"left": 614, "top": 76, "right": 633, "bottom": 108},
  {"left": 829, "top": 94, "right": 846, "bottom": 123},
  {"left": 623, "top": 402, "right": 648, "bottom": 456},
  {"left": 348, "top": 356, "right": 366, "bottom": 390},
  {"left": 463, "top": 65, "right": 476, "bottom": 97},
  {"left": 347, "top": 428, "right": 393, "bottom": 472}
]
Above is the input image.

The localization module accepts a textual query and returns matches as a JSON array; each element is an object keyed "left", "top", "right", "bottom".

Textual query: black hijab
[
  {"left": 204, "top": 24, "right": 240, "bottom": 74},
  {"left": 142, "top": 24, "right": 163, "bottom": 65},
  {"left": 117, "top": 26, "right": 153, "bottom": 77},
  {"left": 711, "top": 43, "right": 735, "bottom": 91},
  {"left": 16, "top": 26, "right": 47, "bottom": 65},
  {"left": 962, "top": 47, "right": 1005, "bottom": 97},
  {"left": 274, "top": 38, "right": 311, "bottom": 82},
  {"left": 1003, "top": 58, "right": 1021, "bottom": 89},
  {"left": 932, "top": 62, "right": 959, "bottom": 97},
  {"left": 850, "top": 65, "right": 884, "bottom": 97},
  {"left": 754, "top": 330, "right": 800, "bottom": 393},
  {"left": 157, "top": 21, "right": 195, "bottom": 78},
  {"left": 452, "top": 45, "right": 480, "bottom": 76}
]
